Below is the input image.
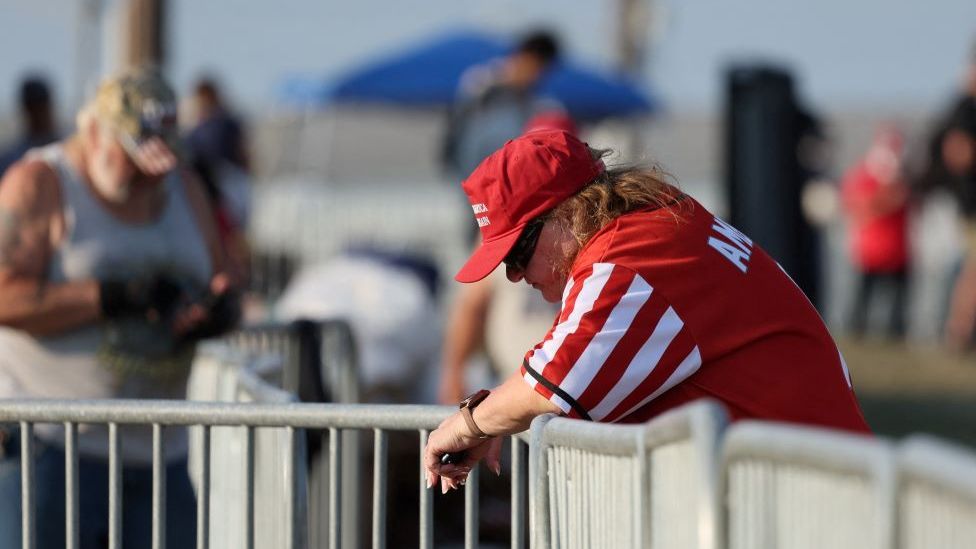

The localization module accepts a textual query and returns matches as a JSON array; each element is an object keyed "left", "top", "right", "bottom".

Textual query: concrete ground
[{"left": 839, "top": 336, "right": 976, "bottom": 448}]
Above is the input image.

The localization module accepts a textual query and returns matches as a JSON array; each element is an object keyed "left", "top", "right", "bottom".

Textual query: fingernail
[
  {"left": 492, "top": 462, "right": 501, "bottom": 476},
  {"left": 425, "top": 473, "right": 432, "bottom": 489},
  {"left": 441, "top": 482, "right": 448, "bottom": 495}
]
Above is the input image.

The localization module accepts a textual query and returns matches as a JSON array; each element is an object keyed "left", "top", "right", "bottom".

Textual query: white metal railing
[
  {"left": 187, "top": 343, "right": 309, "bottom": 549},
  {"left": 221, "top": 320, "right": 361, "bottom": 549},
  {"left": 0, "top": 398, "right": 481, "bottom": 549},
  {"left": 0, "top": 339, "right": 526, "bottom": 549},
  {"left": 529, "top": 400, "right": 727, "bottom": 549},
  {"left": 722, "top": 421, "right": 896, "bottom": 549},
  {"left": 896, "top": 435, "right": 976, "bottom": 549},
  {"left": 4, "top": 337, "right": 976, "bottom": 549}
]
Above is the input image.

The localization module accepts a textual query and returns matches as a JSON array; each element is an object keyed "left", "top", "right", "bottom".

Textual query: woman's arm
[{"left": 423, "top": 371, "right": 562, "bottom": 493}]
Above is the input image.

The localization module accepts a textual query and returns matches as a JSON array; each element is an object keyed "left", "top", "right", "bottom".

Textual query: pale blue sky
[{"left": 1, "top": 0, "right": 974, "bottom": 118}]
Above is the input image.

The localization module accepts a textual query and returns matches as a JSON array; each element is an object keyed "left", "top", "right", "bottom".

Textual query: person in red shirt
[
  {"left": 423, "top": 130, "right": 871, "bottom": 494},
  {"left": 841, "top": 124, "right": 911, "bottom": 339}
]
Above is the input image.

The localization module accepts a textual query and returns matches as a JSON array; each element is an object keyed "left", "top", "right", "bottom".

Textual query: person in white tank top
[{"left": 0, "top": 67, "right": 241, "bottom": 549}]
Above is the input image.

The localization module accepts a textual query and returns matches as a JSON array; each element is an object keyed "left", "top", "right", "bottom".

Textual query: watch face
[{"left": 460, "top": 389, "right": 490, "bottom": 409}]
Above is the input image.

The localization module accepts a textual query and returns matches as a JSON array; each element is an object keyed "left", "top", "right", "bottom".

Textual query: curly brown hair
[{"left": 542, "top": 146, "right": 688, "bottom": 274}]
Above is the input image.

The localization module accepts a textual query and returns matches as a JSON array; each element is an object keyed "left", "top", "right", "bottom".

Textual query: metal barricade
[
  {"left": 1, "top": 340, "right": 526, "bottom": 549},
  {"left": 896, "top": 435, "right": 976, "bottom": 549},
  {"left": 722, "top": 421, "right": 896, "bottom": 549},
  {"left": 223, "top": 321, "right": 361, "bottom": 548},
  {"left": 190, "top": 344, "right": 310, "bottom": 549},
  {"left": 529, "top": 400, "right": 727, "bottom": 549},
  {"left": 0, "top": 397, "right": 523, "bottom": 549}
]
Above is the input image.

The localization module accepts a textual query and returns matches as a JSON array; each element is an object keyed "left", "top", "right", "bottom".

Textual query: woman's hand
[{"left": 423, "top": 412, "right": 502, "bottom": 494}]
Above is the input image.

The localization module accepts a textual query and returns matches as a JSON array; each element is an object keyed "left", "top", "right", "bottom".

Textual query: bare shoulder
[
  {"left": 0, "top": 156, "right": 62, "bottom": 275},
  {"left": 0, "top": 156, "right": 61, "bottom": 216}
]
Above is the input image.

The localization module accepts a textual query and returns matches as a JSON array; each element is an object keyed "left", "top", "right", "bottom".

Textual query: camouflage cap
[{"left": 91, "top": 66, "right": 181, "bottom": 161}]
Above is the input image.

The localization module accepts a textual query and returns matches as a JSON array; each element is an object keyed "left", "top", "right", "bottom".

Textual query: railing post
[
  {"left": 419, "top": 430, "right": 433, "bottom": 549},
  {"left": 65, "top": 422, "right": 79, "bottom": 549},
  {"left": 20, "top": 422, "right": 34, "bottom": 549},
  {"left": 109, "top": 423, "right": 122, "bottom": 549},
  {"left": 464, "top": 465, "right": 480, "bottom": 549},
  {"left": 152, "top": 424, "right": 167, "bottom": 549},
  {"left": 197, "top": 426, "right": 210, "bottom": 549},
  {"left": 528, "top": 414, "right": 555, "bottom": 549},
  {"left": 372, "top": 429, "right": 388, "bottom": 549},
  {"left": 511, "top": 438, "right": 528, "bottom": 549}
]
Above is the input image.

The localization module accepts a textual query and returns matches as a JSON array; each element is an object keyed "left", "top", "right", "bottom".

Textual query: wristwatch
[{"left": 459, "top": 389, "right": 492, "bottom": 439}]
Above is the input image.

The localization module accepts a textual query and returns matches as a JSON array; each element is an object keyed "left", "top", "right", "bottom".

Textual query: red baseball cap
[{"left": 455, "top": 130, "right": 605, "bottom": 283}]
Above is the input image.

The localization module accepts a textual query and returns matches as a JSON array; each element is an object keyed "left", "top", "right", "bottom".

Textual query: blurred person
[
  {"left": 438, "top": 114, "right": 574, "bottom": 405},
  {"left": 276, "top": 246, "right": 440, "bottom": 403},
  {"left": 0, "top": 67, "right": 241, "bottom": 549},
  {"left": 917, "top": 44, "right": 976, "bottom": 348},
  {"left": 423, "top": 130, "right": 870, "bottom": 493},
  {"left": 441, "top": 30, "right": 564, "bottom": 183},
  {"left": 0, "top": 75, "right": 59, "bottom": 177},
  {"left": 184, "top": 76, "right": 252, "bottom": 296},
  {"left": 437, "top": 34, "right": 573, "bottom": 402},
  {"left": 184, "top": 75, "right": 251, "bottom": 230},
  {"left": 841, "top": 124, "right": 911, "bottom": 339}
]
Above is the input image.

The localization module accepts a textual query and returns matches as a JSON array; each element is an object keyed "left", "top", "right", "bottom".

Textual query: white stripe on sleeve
[
  {"left": 614, "top": 346, "right": 702, "bottom": 422},
  {"left": 549, "top": 392, "right": 572, "bottom": 414},
  {"left": 526, "top": 263, "right": 614, "bottom": 374},
  {"left": 561, "top": 275, "right": 575, "bottom": 304},
  {"left": 559, "top": 272, "right": 653, "bottom": 401},
  {"left": 588, "top": 305, "right": 684, "bottom": 421}
]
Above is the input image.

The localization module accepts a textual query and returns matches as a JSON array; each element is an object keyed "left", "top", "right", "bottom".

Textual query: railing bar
[
  {"left": 152, "top": 424, "right": 166, "bottom": 549},
  {"left": 465, "top": 465, "right": 480, "bottom": 549},
  {"left": 244, "top": 426, "right": 254, "bottom": 549},
  {"left": 313, "top": 431, "right": 329, "bottom": 549},
  {"left": 20, "top": 422, "right": 34, "bottom": 549},
  {"left": 419, "top": 430, "right": 433, "bottom": 549},
  {"left": 512, "top": 439, "right": 525, "bottom": 549},
  {"left": 109, "top": 422, "right": 122, "bottom": 549},
  {"left": 372, "top": 429, "right": 388, "bottom": 549},
  {"left": 0, "top": 400, "right": 455, "bottom": 431},
  {"left": 329, "top": 427, "right": 342, "bottom": 549},
  {"left": 65, "top": 422, "right": 79, "bottom": 549},
  {"left": 285, "top": 426, "right": 298, "bottom": 549},
  {"left": 197, "top": 426, "right": 210, "bottom": 549}
]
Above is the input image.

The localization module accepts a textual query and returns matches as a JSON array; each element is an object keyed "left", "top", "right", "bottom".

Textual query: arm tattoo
[{"left": 0, "top": 207, "right": 22, "bottom": 268}]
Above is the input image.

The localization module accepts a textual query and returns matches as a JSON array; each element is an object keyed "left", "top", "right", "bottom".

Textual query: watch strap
[{"left": 461, "top": 405, "right": 490, "bottom": 439}]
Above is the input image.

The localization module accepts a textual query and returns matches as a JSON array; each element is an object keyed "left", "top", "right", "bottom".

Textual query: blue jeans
[{"left": 0, "top": 429, "right": 197, "bottom": 549}]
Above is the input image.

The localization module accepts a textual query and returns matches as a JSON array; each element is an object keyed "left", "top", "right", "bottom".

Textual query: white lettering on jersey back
[
  {"left": 477, "top": 216, "right": 490, "bottom": 227},
  {"left": 472, "top": 203, "right": 488, "bottom": 214},
  {"left": 708, "top": 217, "right": 753, "bottom": 273}
]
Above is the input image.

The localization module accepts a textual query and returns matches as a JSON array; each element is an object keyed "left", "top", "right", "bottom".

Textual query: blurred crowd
[{"left": 838, "top": 44, "right": 976, "bottom": 348}]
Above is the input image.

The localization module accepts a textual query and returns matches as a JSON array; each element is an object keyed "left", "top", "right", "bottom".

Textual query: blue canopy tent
[
  {"left": 279, "top": 30, "right": 657, "bottom": 121},
  {"left": 276, "top": 30, "right": 656, "bottom": 176}
]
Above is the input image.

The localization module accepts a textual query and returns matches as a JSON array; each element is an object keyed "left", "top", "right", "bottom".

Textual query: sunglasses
[{"left": 503, "top": 219, "right": 545, "bottom": 272}]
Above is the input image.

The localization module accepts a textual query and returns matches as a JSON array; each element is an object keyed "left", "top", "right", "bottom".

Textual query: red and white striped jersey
[{"left": 521, "top": 196, "right": 871, "bottom": 433}]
